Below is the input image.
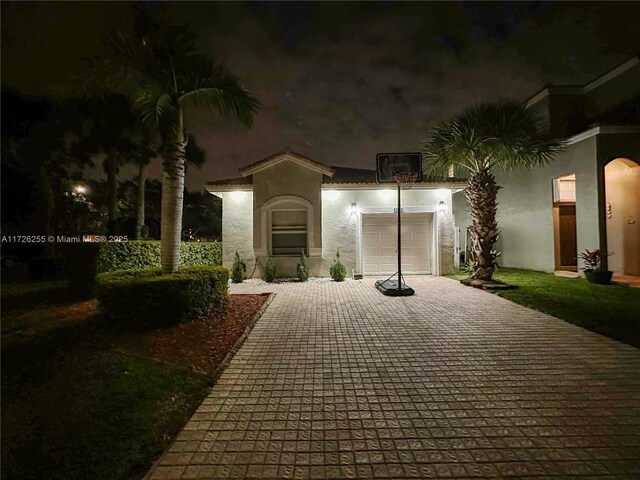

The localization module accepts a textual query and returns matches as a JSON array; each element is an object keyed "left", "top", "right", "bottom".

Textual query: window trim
[
  {"left": 258, "top": 195, "right": 317, "bottom": 257},
  {"left": 270, "top": 208, "right": 308, "bottom": 256}
]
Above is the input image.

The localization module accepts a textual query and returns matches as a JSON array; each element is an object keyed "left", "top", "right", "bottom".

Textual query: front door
[{"left": 554, "top": 204, "right": 577, "bottom": 270}]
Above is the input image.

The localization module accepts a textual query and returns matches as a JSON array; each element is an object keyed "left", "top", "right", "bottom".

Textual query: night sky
[{"left": 2, "top": 1, "right": 639, "bottom": 189}]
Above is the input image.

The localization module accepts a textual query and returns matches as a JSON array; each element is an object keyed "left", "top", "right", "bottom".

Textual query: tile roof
[{"left": 208, "top": 165, "right": 466, "bottom": 187}]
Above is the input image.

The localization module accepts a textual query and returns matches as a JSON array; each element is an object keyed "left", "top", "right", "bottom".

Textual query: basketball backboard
[{"left": 376, "top": 153, "right": 423, "bottom": 183}]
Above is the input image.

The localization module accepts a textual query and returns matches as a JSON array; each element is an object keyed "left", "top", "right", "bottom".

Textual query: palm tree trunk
[
  {"left": 161, "top": 137, "right": 186, "bottom": 274},
  {"left": 135, "top": 162, "right": 146, "bottom": 240},
  {"left": 105, "top": 155, "right": 118, "bottom": 236},
  {"left": 465, "top": 168, "right": 501, "bottom": 280}
]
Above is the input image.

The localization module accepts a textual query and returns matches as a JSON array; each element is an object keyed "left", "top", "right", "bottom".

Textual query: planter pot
[{"left": 584, "top": 270, "right": 613, "bottom": 284}]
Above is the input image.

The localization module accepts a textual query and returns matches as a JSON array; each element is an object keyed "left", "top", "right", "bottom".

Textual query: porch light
[
  {"left": 350, "top": 202, "right": 357, "bottom": 215},
  {"left": 438, "top": 200, "right": 446, "bottom": 211},
  {"left": 230, "top": 191, "right": 246, "bottom": 201}
]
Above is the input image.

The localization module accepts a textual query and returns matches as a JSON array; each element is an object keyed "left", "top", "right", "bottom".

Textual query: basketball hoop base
[{"left": 375, "top": 279, "right": 415, "bottom": 296}]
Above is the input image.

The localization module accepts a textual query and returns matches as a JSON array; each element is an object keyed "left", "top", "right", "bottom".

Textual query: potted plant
[{"left": 579, "top": 249, "right": 613, "bottom": 284}]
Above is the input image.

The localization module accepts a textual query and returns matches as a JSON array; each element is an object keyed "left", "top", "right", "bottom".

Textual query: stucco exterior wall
[
  {"left": 252, "top": 160, "right": 323, "bottom": 255},
  {"left": 216, "top": 185, "right": 458, "bottom": 278},
  {"left": 452, "top": 136, "right": 600, "bottom": 272},
  {"left": 321, "top": 188, "right": 454, "bottom": 277},
  {"left": 250, "top": 159, "right": 324, "bottom": 276},
  {"left": 216, "top": 191, "right": 253, "bottom": 272}
]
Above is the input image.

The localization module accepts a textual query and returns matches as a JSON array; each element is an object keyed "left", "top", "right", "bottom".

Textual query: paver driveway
[{"left": 147, "top": 277, "right": 640, "bottom": 479}]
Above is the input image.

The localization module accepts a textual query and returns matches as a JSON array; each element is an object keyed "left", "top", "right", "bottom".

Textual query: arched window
[{"left": 261, "top": 196, "right": 314, "bottom": 256}]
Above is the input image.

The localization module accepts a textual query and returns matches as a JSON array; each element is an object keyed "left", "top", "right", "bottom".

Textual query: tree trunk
[
  {"left": 161, "top": 135, "right": 186, "bottom": 274},
  {"left": 105, "top": 155, "right": 119, "bottom": 236},
  {"left": 135, "top": 162, "right": 146, "bottom": 240},
  {"left": 465, "top": 168, "right": 501, "bottom": 280}
]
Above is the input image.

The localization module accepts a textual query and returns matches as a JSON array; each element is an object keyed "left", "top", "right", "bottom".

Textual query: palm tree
[
  {"left": 423, "top": 99, "right": 564, "bottom": 281},
  {"left": 105, "top": 16, "right": 259, "bottom": 273}
]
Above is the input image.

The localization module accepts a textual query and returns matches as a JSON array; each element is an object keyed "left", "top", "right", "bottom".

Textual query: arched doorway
[{"left": 604, "top": 158, "right": 640, "bottom": 276}]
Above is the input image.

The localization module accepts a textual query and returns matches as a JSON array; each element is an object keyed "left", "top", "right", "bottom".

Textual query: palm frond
[
  {"left": 179, "top": 84, "right": 260, "bottom": 128},
  {"left": 185, "top": 135, "right": 206, "bottom": 168},
  {"left": 423, "top": 98, "right": 565, "bottom": 176},
  {"left": 132, "top": 87, "right": 178, "bottom": 137}
]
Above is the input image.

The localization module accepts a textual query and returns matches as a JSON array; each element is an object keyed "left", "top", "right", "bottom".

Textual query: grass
[
  {"left": 448, "top": 268, "right": 640, "bottom": 348},
  {"left": 1, "top": 321, "right": 210, "bottom": 480}
]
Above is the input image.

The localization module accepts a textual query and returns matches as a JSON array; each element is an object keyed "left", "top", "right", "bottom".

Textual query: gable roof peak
[{"left": 239, "top": 150, "right": 335, "bottom": 177}]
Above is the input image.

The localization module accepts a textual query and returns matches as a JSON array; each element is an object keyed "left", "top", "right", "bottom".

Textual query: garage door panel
[
  {"left": 379, "top": 232, "right": 396, "bottom": 243},
  {"left": 361, "top": 213, "right": 432, "bottom": 275}
]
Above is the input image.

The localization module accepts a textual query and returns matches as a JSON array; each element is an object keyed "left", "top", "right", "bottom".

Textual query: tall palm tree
[
  {"left": 105, "top": 17, "right": 259, "bottom": 273},
  {"left": 423, "top": 99, "right": 564, "bottom": 281}
]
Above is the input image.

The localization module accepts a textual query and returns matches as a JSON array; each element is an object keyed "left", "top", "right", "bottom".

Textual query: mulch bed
[
  {"left": 117, "top": 294, "right": 271, "bottom": 376},
  {"left": 3, "top": 293, "right": 271, "bottom": 376}
]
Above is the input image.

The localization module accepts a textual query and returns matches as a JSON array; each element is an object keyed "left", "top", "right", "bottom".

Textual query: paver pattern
[{"left": 147, "top": 277, "right": 640, "bottom": 479}]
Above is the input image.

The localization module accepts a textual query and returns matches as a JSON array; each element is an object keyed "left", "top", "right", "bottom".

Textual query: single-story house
[
  {"left": 207, "top": 151, "right": 466, "bottom": 277},
  {"left": 452, "top": 55, "right": 640, "bottom": 277}
]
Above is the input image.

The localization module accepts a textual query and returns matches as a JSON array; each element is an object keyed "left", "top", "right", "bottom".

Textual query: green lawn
[{"left": 448, "top": 268, "right": 640, "bottom": 348}]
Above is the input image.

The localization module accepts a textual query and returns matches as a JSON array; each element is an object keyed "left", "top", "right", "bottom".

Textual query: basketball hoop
[{"left": 393, "top": 172, "right": 419, "bottom": 189}]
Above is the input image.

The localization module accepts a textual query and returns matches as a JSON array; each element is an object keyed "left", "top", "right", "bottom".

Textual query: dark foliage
[{"left": 96, "top": 265, "right": 228, "bottom": 328}]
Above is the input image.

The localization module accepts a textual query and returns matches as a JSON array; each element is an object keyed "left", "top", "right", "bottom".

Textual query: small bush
[
  {"left": 263, "top": 257, "right": 277, "bottom": 283},
  {"left": 330, "top": 249, "right": 346, "bottom": 282},
  {"left": 297, "top": 250, "right": 309, "bottom": 282},
  {"left": 26, "top": 256, "right": 66, "bottom": 280},
  {"left": 231, "top": 251, "right": 246, "bottom": 283},
  {"left": 96, "top": 265, "right": 229, "bottom": 329}
]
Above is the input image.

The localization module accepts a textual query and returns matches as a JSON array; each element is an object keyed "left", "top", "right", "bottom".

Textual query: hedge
[
  {"left": 96, "top": 265, "right": 229, "bottom": 328},
  {"left": 63, "top": 241, "right": 222, "bottom": 297},
  {"left": 96, "top": 241, "right": 222, "bottom": 272}
]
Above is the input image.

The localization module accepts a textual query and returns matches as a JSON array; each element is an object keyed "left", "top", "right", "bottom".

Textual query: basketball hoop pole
[
  {"left": 375, "top": 171, "right": 417, "bottom": 297},
  {"left": 397, "top": 180, "right": 402, "bottom": 295}
]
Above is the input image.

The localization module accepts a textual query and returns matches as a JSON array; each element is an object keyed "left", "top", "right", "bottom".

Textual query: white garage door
[{"left": 362, "top": 213, "right": 432, "bottom": 275}]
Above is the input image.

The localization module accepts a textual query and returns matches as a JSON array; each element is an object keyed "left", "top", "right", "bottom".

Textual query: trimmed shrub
[
  {"left": 330, "top": 249, "right": 346, "bottom": 282},
  {"left": 297, "top": 250, "right": 309, "bottom": 282},
  {"left": 61, "top": 241, "right": 222, "bottom": 297},
  {"left": 26, "top": 256, "right": 66, "bottom": 280},
  {"left": 231, "top": 251, "right": 246, "bottom": 283},
  {"left": 97, "top": 241, "right": 222, "bottom": 272},
  {"left": 263, "top": 257, "right": 277, "bottom": 283},
  {"left": 96, "top": 265, "right": 229, "bottom": 329},
  {"left": 179, "top": 242, "right": 222, "bottom": 268},
  {"left": 97, "top": 241, "right": 159, "bottom": 272}
]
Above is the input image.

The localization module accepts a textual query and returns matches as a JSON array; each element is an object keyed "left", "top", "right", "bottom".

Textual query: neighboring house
[
  {"left": 207, "top": 151, "right": 466, "bottom": 277},
  {"left": 453, "top": 55, "right": 640, "bottom": 276}
]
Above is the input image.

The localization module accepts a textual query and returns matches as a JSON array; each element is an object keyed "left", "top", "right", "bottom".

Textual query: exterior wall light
[
  {"left": 324, "top": 190, "right": 339, "bottom": 200},
  {"left": 438, "top": 200, "right": 446, "bottom": 211},
  {"left": 350, "top": 202, "right": 357, "bottom": 215},
  {"left": 73, "top": 183, "right": 87, "bottom": 194},
  {"left": 230, "top": 191, "right": 246, "bottom": 201}
]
